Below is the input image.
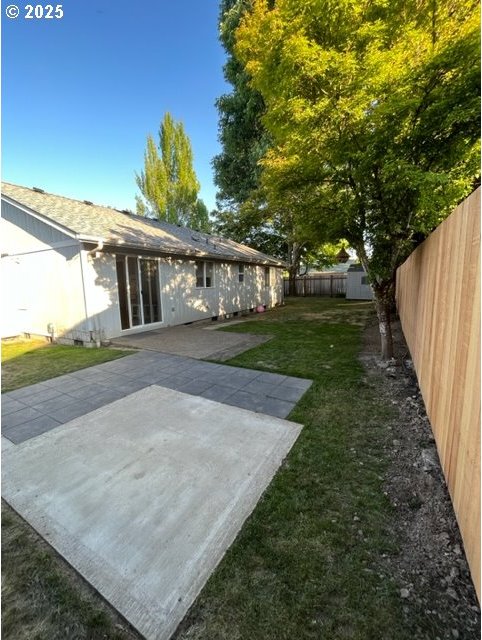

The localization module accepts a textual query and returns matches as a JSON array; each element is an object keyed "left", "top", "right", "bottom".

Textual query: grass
[
  {"left": 174, "top": 298, "right": 409, "bottom": 640},
  {"left": 2, "top": 337, "right": 138, "bottom": 639},
  {"left": 2, "top": 300, "right": 412, "bottom": 639},
  {"left": 1, "top": 503, "right": 139, "bottom": 640},
  {"left": 1, "top": 338, "right": 131, "bottom": 392}
]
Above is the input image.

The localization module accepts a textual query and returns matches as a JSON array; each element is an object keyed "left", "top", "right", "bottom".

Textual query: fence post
[{"left": 330, "top": 275, "right": 334, "bottom": 297}]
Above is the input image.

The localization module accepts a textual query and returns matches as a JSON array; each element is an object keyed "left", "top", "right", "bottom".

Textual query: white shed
[
  {"left": 1, "top": 183, "right": 285, "bottom": 344},
  {"left": 345, "top": 264, "right": 374, "bottom": 300}
]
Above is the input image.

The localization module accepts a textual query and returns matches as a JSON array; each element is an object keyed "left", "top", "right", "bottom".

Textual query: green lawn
[
  {"left": 2, "top": 337, "right": 139, "bottom": 639},
  {"left": 1, "top": 505, "right": 140, "bottom": 640},
  {"left": 1, "top": 338, "right": 131, "bottom": 392},
  {"left": 176, "top": 298, "right": 409, "bottom": 640},
  {"left": 2, "top": 300, "right": 420, "bottom": 639}
]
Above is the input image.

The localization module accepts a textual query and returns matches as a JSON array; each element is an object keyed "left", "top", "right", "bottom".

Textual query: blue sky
[{"left": 2, "top": 1, "right": 229, "bottom": 212}]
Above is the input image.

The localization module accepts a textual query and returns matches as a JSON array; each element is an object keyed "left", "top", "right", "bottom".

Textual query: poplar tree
[{"left": 136, "top": 113, "right": 210, "bottom": 231}]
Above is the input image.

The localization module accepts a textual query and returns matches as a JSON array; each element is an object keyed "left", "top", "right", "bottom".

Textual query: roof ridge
[
  {"left": 2, "top": 183, "right": 195, "bottom": 233},
  {"left": 1, "top": 181, "right": 123, "bottom": 214}
]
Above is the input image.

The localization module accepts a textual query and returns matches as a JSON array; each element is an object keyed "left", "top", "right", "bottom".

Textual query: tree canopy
[
  {"left": 212, "top": 0, "right": 270, "bottom": 209},
  {"left": 213, "top": 0, "right": 339, "bottom": 286},
  {"left": 136, "top": 113, "right": 211, "bottom": 232},
  {"left": 235, "top": 0, "right": 480, "bottom": 357}
]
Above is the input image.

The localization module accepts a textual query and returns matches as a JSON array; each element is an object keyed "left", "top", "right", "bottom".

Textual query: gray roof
[
  {"left": 347, "top": 263, "right": 365, "bottom": 272},
  {"left": 1, "top": 183, "right": 284, "bottom": 267}
]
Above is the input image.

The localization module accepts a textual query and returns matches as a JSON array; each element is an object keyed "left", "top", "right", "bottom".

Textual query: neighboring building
[
  {"left": 1, "top": 183, "right": 285, "bottom": 344},
  {"left": 345, "top": 264, "right": 374, "bottom": 300}
]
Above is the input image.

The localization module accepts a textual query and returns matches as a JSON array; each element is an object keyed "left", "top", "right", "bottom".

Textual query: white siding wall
[
  {"left": 346, "top": 272, "right": 374, "bottom": 300},
  {"left": 1, "top": 210, "right": 88, "bottom": 339},
  {"left": 83, "top": 254, "right": 284, "bottom": 339},
  {"left": 1, "top": 246, "right": 88, "bottom": 339},
  {"left": 159, "top": 259, "right": 282, "bottom": 328},
  {"left": 80, "top": 251, "right": 122, "bottom": 342},
  {"left": 1, "top": 201, "right": 73, "bottom": 252},
  {"left": 269, "top": 267, "right": 283, "bottom": 307}
]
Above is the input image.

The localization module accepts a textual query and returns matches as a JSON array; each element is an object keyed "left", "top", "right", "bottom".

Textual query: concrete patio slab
[
  {"left": 110, "top": 323, "right": 271, "bottom": 360},
  {"left": 2, "top": 386, "right": 302, "bottom": 640},
  {"left": 2, "top": 435, "right": 14, "bottom": 451}
]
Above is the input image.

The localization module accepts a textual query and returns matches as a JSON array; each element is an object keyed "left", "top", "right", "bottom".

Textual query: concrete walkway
[
  {"left": 2, "top": 351, "right": 312, "bottom": 444},
  {"left": 2, "top": 386, "right": 303, "bottom": 640},
  {"left": 110, "top": 323, "right": 271, "bottom": 361}
]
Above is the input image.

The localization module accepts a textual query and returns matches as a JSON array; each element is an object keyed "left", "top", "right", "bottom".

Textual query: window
[
  {"left": 361, "top": 275, "right": 369, "bottom": 286},
  {"left": 264, "top": 266, "right": 271, "bottom": 288},
  {"left": 238, "top": 264, "right": 245, "bottom": 283},
  {"left": 195, "top": 262, "right": 204, "bottom": 287},
  {"left": 196, "top": 261, "right": 214, "bottom": 288}
]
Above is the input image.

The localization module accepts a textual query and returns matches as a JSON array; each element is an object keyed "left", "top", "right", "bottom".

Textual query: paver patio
[
  {"left": 2, "top": 343, "right": 313, "bottom": 639},
  {"left": 2, "top": 351, "right": 312, "bottom": 444}
]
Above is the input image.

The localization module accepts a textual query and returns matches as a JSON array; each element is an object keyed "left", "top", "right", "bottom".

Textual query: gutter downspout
[
  {"left": 79, "top": 239, "right": 104, "bottom": 346},
  {"left": 87, "top": 239, "right": 104, "bottom": 257}
]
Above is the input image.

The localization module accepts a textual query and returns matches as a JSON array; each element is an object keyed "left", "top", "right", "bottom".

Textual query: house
[
  {"left": 345, "top": 264, "right": 374, "bottom": 300},
  {"left": 1, "top": 183, "right": 285, "bottom": 345}
]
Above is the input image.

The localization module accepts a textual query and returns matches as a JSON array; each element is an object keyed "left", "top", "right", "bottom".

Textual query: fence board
[
  {"left": 396, "top": 188, "right": 480, "bottom": 601},
  {"left": 283, "top": 274, "right": 346, "bottom": 297}
]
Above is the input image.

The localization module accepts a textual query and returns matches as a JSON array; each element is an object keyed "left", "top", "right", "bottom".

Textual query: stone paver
[
  {"left": 2, "top": 351, "right": 312, "bottom": 445},
  {"left": 3, "top": 415, "right": 62, "bottom": 445},
  {"left": 2, "top": 397, "right": 28, "bottom": 416}
]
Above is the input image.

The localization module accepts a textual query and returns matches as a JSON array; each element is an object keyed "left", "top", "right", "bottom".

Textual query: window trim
[
  {"left": 264, "top": 266, "right": 271, "bottom": 288},
  {"left": 195, "top": 260, "right": 214, "bottom": 288},
  {"left": 238, "top": 263, "right": 245, "bottom": 283}
]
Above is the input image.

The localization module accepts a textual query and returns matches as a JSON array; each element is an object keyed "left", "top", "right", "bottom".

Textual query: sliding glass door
[
  {"left": 128, "top": 257, "right": 142, "bottom": 327},
  {"left": 116, "top": 257, "right": 162, "bottom": 330},
  {"left": 140, "top": 259, "right": 161, "bottom": 324}
]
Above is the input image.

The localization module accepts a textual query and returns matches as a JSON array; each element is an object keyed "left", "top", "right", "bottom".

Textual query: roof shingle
[{"left": 1, "top": 183, "right": 284, "bottom": 267}]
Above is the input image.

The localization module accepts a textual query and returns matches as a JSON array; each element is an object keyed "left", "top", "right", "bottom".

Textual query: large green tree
[
  {"left": 236, "top": 0, "right": 480, "bottom": 357},
  {"left": 214, "top": 0, "right": 335, "bottom": 286},
  {"left": 136, "top": 113, "right": 210, "bottom": 231},
  {"left": 212, "top": 1, "right": 277, "bottom": 257},
  {"left": 213, "top": 0, "right": 269, "bottom": 209}
]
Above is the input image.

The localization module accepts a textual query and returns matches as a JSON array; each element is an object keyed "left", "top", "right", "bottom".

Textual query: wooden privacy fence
[
  {"left": 284, "top": 274, "right": 347, "bottom": 297},
  {"left": 396, "top": 188, "right": 480, "bottom": 600}
]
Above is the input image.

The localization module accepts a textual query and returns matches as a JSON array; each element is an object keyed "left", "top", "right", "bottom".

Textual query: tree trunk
[
  {"left": 288, "top": 267, "right": 297, "bottom": 296},
  {"left": 373, "top": 286, "right": 395, "bottom": 360},
  {"left": 287, "top": 241, "right": 302, "bottom": 296},
  {"left": 352, "top": 242, "right": 395, "bottom": 360}
]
